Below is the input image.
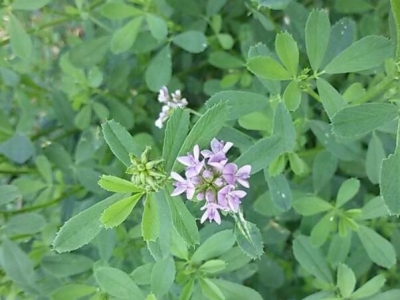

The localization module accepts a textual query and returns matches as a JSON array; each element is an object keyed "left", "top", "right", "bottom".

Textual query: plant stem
[
  {"left": 188, "top": 108, "right": 203, "bottom": 117},
  {"left": 391, "top": 0, "right": 400, "bottom": 61},
  {"left": 353, "top": 76, "right": 395, "bottom": 104},
  {"left": 306, "top": 87, "right": 321, "bottom": 102}
]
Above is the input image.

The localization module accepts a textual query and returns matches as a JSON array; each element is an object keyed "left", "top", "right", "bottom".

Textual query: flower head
[
  {"left": 170, "top": 139, "right": 251, "bottom": 224},
  {"left": 155, "top": 86, "right": 188, "bottom": 128}
]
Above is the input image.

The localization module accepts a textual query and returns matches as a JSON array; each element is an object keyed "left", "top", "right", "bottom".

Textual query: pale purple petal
[
  {"left": 200, "top": 210, "right": 209, "bottom": 223},
  {"left": 171, "top": 172, "right": 185, "bottom": 182},
  {"left": 205, "top": 189, "right": 216, "bottom": 202},
  {"left": 232, "top": 190, "right": 247, "bottom": 198},
  {"left": 186, "top": 186, "right": 195, "bottom": 200},
  {"left": 201, "top": 149, "right": 213, "bottom": 158},
  {"left": 210, "top": 138, "right": 222, "bottom": 153},
  {"left": 171, "top": 186, "right": 186, "bottom": 196},
  {"left": 177, "top": 155, "right": 193, "bottom": 167},
  {"left": 222, "top": 141, "right": 234, "bottom": 153},
  {"left": 193, "top": 145, "right": 200, "bottom": 160}
]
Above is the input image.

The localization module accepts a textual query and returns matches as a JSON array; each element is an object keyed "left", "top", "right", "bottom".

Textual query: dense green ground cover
[{"left": 1, "top": 0, "right": 400, "bottom": 299}]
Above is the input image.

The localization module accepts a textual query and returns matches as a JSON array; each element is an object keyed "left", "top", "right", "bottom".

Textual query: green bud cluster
[{"left": 126, "top": 146, "right": 167, "bottom": 192}]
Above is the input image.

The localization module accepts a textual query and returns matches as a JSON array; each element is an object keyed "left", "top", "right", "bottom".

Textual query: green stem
[
  {"left": 391, "top": 0, "right": 400, "bottom": 61},
  {"left": 353, "top": 76, "right": 395, "bottom": 104},
  {"left": 306, "top": 87, "right": 321, "bottom": 102},
  {"left": 187, "top": 108, "right": 203, "bottom": 117}
]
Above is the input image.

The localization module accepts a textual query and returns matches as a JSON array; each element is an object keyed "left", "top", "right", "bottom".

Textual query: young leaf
[
  {"left": 234, "top": 219, "right": 263, "bottom": 259},
  {"left": 310, "top": 212, "right": 334, "bottom": 247},
  {"left": 101, "top": 193, "right": 143, "bottom": 228},
  {"left": 95, "top": 267, "right": 145, "bottom": 300},
  {"left": 199, "top": 260, "right": 227, "bottom": 274},
  {"left": 172, "top": 31, "right": 207, "bottom": 53},
  {"left": 209, "top": 51, "right": 244, "bottom": 69},
  {"left": 293, "top": 235, "right": 333, "bottom": 284},
  {"left": 293, "top": 196, "right": 333, "bottom": 216},
  {"left": 366, "top": 133, "right": 385, "bottom": 184},
  {"left": 235, "top": 135, "right": 285, "bottom": 174},
  {"left": 69, "top": 36, "right": 110, "bottom": 68},
  {"left": 145, "top": 45, "right": 172, "bottom": 91},
  {"left": 324, "top": 36, "right": 393, "bottom": 74},
  {"left": 150, "top": 257, "right": 176, "bottom": 297},
  {"left": 288, "top": 152, "right": 308, "bottom": 176},
  {"left": 328, "top": 233, "right": 352, "bottom": 266},
  {"left": 332, "top": 103, "right": 398, "bottom": 139},
  {"left": 162, "top": 109, "right": 190, "bottom": 172},
  {"left": 172, "top": 102, "right": 228, "bottom": 172},
  {"left": 283, "top": 80, "right": 302, "bottom": 111},
  {"left": 211, "top": 279, "right": 263, "bottom": 300},
  {"left": 111, "top": 17, "right": 143, "bottom": 54},
  {"left": 146, "top": 14, "right": 168, "bottom": 40},
  {"left": 102, "top": 120, "right": 140, "bottom": 166},
  {"left": 351, "top": 275, "right": 386, "bottom": 299},
  {"left": 358, "top": 196, "right": 388, "bottom": 220},
  {"left": 380, "top": 151, "right": 400, "bottom": 214},
  {"left": 336, "top": 178, "right": 360, "bottom": 208},
  {"left": 53, "top": 193, "right": 126, "bottom": 253},
  {"left": 100, "top": 2, "right": 141, "bottom": 19},
  {"left": 337, "top": 264, "right": 356, "bottom": 297},
  {"left": 305, "top": 10, "right": 331, "bottom": 71},
  {"left": 275, "top": 32, "right": 299, "bottom": 76},
  {"left": 357, "top": 225, "right": 396, "bottom": 269},
  {"left": 316, "top": 78, "right": 347, "bottom": 120},
  {"left": 313, "top": 150, "right": 338, "bottom": 193},
  {"left": 142, "top": 193, "right": 160, "bottom": 242},
  {"left": 247, "top": 56, "right": 291, "bottom": 80},
  {"left": 98, "top": 175, "right": 144, "bottom": 193},
  {"left": 50, "top": 284, "right": 97, "bottom": 300},
  {"left": 191, "top": 230, "right": 235, "bottom": 264},
  {"left": 273, "top": 102, "right": 296, "bottom": 152},
  {"left": 165, "top": 191, "right": 199, "bottom": 247},
  {"left": 199, "top": 278, "right": 225, "bottom": 300},
  {"left": 8, "top": 14, "right": 32, "bottom": 61},
  {"left": 0, "top": 185, "right": 21, "bottom": 206}
]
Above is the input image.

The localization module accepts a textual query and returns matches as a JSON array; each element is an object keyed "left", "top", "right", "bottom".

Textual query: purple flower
[
  {"left": 217, "top": 185, "right": 247, "bottom": 213},
  {"left": 200, "top": 202, "right": 223, "bottom": 224},
  {"left": 158, "top": 86, "right": 170, "bottom": 103},
  {"left": 155, "top": 87, "right": 188, "bottom": 128},
  {"left": 222, "top": 163, "right": 252, "bottom": 188},
  {"left": 170, "top": 172, "right": 195, "bottom": 199},
  {"left": 201, "top": 138, "right": 233, "bottom": 169},
  {"left": 177, "top": 145, "right": 204, "bottom": 178}
]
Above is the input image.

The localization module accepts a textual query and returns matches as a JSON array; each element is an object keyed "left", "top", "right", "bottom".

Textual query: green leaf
[
  {"left": 199, "top": 260, "right": 227, "bottom": 274},
  {"left": 337, "top": 264, "right": 356, "bottom": 297},
  {"left": 366, "top": 133, "right": 385, "bottom": 184},
  {"left": 273, "top": 102, "right": 296, "bottom": 152},
  {"left": 211, "top": 279, "right": 263, "bottom": 300},
  {"left": 41, "top": 253, "right": 93, "bottom": 278},
  {"left": 98, "top": 175, "right": 144, "bottom": 193},
  {"left": 145, "top": 45, "right": 172, "bottom": 91},
  {"left": 52, "top": 193, "right": 126, "bottom": 253},
  {"left": 162, "top": 109, "right": 190, "bottom": 172},
  {"left": 69, "top": 36, "right": 110, "bottom": 68},
  {"left": 111, "top": 17, "right": 143, "bottom": 54},
  {"left": 264, "top": 172, "right": 292, "bottom": 211},
  {"left": 206, "top": 0, "right": 227, "bottom": 16},
  {"left": 358, "top": 196, "right": 388, "bottom": 220},
  {"left": 352, "top": 275, "right": 386, "bottom": 299},
  {"left": 101, "top": 193, "right": 143, "bottom": 228},
  {"left": 316, "top": 78, "right": 347, "bottom": 120},
  {"left": 332, "top": 103, "right": 398, "bottom": 139},
  {"left": 257, "top": 0, "right": 291, "bottom": 10},
  {"left": 146, "top": 14, "right": 168, "bottom": 40},
  {"left": 0, "top": 184, "right": 21, "bottom": 206},
  {"left": 95, "top": 267, "right": 145, "bottom": 300},
  {"left": 199, "top": 278, "right": 225, "bottom": 300},
  {"left": 234, "top": 220, "right": 263, "bottom": 259},
  {"left": 235, "top": 135, "right": 285, "bottom": 174},
  {"left": 100, "top": 2, "right": 141, "bottom": 19},
  {"left": 1, "top": 239, "right": 37, "bottom": 292},
  {"left": 293, "top": 196, "right": 333, "bottom": 216},
  {"left": 283, "top": 80, "right": 302, "bottom": 111},
  {"left": 102, "top": 120, "right": 140, "bottom": 166},
  {"left": 164, "top": 191, "right": 199, "bottom": 247},
  {"left": 0, "top": 134, "right": 34, "bottom": 164},
  {"left": 380, "top": 151, "right": 400, "bottom": 214},
  {"left": 191, "top": 230, "right": 235, "bottom": 264},
  {"left": 8, "top": 14, "right": 32, "bottom": 60},
  {"left": 305, "top": 10, "right": 331, "bottom": 71},
  {"left": 172, "top": 102, "right": 228, "bottom": 172},
  {"left": 209, "top": 51, "right": 244, "bottom": 69},
  {"left": 292, "top": 235, "right": 333, "bottom": 284},
  {"left": 328, "top": 233, "right": 352, "bottom": 266},
  {"left": 74, "top": 105, "right": 92, "bottom": 130},
  {"left": 313, "top": 151, "right": 338, "bottom": 193},
  {"left": 150, "top": 257, "right": 176, "bottom": 297},
  {"left": 288, "top": 152, "right": 308, "bottom": 176},
  {"left": 310, "top": 212, "right": 334, "bottom": 247},
  {"left": 12, "top": 0, "right": 50, "bottom": 10},
  {"left": 247, "top": 56, "right": 291, "bottom": 80},
  {"left": 6, "top": 212, "right": 46, "bottom": 235},
  {"left": 336, "top": 178, "right": 360, "bottom": 207},
  {"left": 206, "top": 91, "right": 269, "bottom": 121},
  {"left": 50, "top": 284, "right": 97, "bottom": 300},
  {"left": 324, "top": 36, "right": 393, "bottom": 74},
  {"left": 172, "top": 31, "right": 207, "bottom": 53},
  {"left": 275, "top": 32, "right": 299, "bottom": 76},
  {"left": 142, "top": 193, "right": 160, "bottom": 242},
  {"left": 357, "top": 225, "right": 396, "bottom": 269}
]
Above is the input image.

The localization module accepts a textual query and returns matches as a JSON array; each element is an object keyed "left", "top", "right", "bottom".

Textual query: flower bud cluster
[
  {"left": 155, "top": 86, "right": 188, "bottom": 128},
  {"left": 171, "top": 139, "right": 251, "bottom": 224},
  {"left": 126, "top": 146, "right": 166, "bottom": 192}
]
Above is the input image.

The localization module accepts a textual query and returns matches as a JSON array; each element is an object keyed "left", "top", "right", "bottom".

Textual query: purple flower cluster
[
  {"left": 171, "top": 139, "right": 251, "bottom": 224},
  {"left": 155, "top": 86, "right": 188, "bottom": 128}
]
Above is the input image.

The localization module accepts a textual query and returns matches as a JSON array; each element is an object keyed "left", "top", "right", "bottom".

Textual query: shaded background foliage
[{"left": 1, "top": 0, "right": 400, "bottom": 299}]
